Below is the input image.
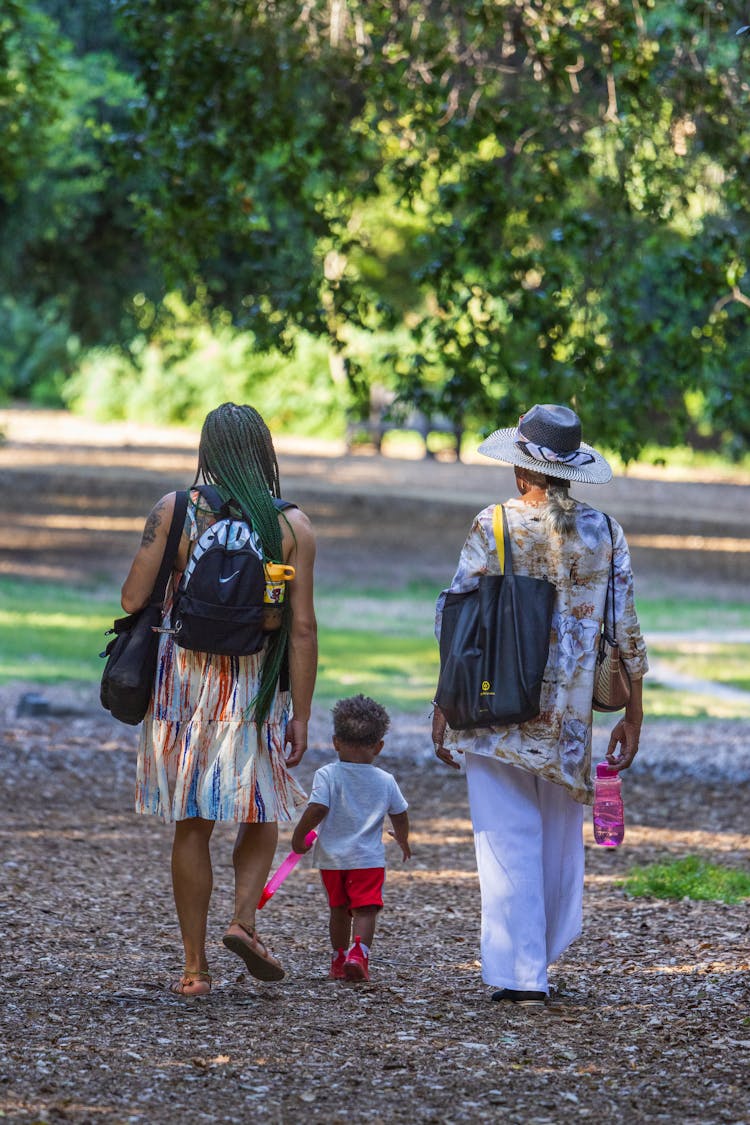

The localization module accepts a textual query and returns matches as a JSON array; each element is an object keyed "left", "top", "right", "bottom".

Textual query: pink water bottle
[{"left": 593, "top": 763, "right": 625, "bottom": 846}]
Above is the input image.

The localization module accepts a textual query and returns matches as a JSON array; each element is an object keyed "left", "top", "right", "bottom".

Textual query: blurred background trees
[{"left": 2, "top": 0, "right": 749, "bottom": 459}]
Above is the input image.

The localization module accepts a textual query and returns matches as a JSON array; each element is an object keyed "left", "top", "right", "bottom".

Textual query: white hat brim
[{"left": 477, "top": 427, "right": 613, "bottom": 485}]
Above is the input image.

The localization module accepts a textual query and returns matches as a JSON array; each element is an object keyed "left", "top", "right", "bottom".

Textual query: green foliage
[
  {"left": 0, "top": 1, "right": 64, "bottom": 200},
  {"left": 109, "top": 0, "right": 750, "bottom": 459},
  {"left": 5, "top": 1, "right": 750, "bottom": 457},
  {"left": 0, "top": 0, "right": 156, "bottom": 362},
  {"left": 0, "top": 297, "right": 78, "bottom": 403},
  {"left": 64, "top": 292, "right": 344, "bottom": 434},
  {"left": 619, "top": 855, "right": 750, "bottom": 904}
]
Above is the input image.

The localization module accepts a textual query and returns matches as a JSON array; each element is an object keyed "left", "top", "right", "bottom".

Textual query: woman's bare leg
[
  {"left": 222, "top": 823, "right": 285, "bottom": 979},
  {"left": 171, "top": 817, "right": 215, "bottom": 993},
  {"left": 230, "top": 822, "right": 279, "bottom": 929}
]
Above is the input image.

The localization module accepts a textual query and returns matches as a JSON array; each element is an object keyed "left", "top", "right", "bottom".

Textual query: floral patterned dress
[
  {"left": 135, "top": 491, "right": 307, "bottom": 824},
  {"left": 435, "top": 497, "right": 648, "bottom": 804}
]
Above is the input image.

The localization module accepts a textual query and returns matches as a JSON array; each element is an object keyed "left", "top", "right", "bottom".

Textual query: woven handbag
[
  {"left": 435, "top": 505, "right": 556, "bottom": 730},
  {"left": 592, "top": 515, "right": 632, "bottom": 713}
]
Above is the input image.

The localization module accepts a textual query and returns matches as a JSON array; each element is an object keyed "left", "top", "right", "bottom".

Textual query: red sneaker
[
  {"left": 343, "top": 936, "right": 369, "bottom": 982},
  {"left": 329, "top": 949, "right": 347, "bottom": 980}
]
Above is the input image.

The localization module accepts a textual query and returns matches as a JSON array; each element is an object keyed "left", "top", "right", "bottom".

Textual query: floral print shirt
[{"left": 435, "top": 497, "right": 648, "bottom": 804}]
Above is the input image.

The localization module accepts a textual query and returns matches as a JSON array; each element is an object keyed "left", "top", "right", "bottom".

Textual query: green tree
[
  {"left": 58, "top": 2, "right": 750, "bottom": 454},
  {"left": 0, "top": 0, "right": 159, "bottom": 402}
]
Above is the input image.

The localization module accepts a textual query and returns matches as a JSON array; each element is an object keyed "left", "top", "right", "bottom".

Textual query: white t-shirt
[{"left": 308, "top": 760, "right": 408, "bottom": 870}]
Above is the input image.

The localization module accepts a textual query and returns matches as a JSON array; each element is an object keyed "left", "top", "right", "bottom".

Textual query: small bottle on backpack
[{"left": 593, "top": 762, "right": 625, "bottom": 847}]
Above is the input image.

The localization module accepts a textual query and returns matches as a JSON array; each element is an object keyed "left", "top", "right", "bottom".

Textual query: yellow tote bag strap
[{"left": 492, "top": 504, "right": 506, "bottom": 574}]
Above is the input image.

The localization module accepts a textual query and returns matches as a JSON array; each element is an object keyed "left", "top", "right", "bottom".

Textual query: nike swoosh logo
[{"left": 219, "top": 572, "right": 241, "bottom": 583}]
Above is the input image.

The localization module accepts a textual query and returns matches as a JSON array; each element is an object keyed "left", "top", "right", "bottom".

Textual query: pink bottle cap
[{"left": 596, "top": 762, "right": 618, "bottom": 778}]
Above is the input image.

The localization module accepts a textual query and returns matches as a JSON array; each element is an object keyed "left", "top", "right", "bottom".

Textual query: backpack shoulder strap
[
  {"left": 149, "top": 490, "right": 189, "bottom": 607},
  {"left": 195, "top": 487, "right": 297, "bottom": 516},
  {"left": 194, "top": 483, "right": 227, "bottom": 514}
]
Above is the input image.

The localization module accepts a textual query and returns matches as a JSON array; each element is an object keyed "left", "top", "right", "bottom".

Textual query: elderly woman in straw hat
[{"left": 432, "top": 404, "right": 648, "bottom": 1007}]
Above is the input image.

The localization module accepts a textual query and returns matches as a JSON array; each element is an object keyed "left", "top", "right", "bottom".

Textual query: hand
[
  {"left": 432, "top": 702, "right": 461, "bottom": 770},
  {"left": 291, "top": 833, "right": 314, "bottom": 855},
  {"left": 433, "top": 741, "right": 462, "bottom": 770},
  {"left": 388, "top": 831, "right": 412, "bottom": 861},
  {"left": 607, "top": 718, "right": 641, "bottom": 770},
  {"left": 285, "top": 717, "right": 308, "bottom": 767}
]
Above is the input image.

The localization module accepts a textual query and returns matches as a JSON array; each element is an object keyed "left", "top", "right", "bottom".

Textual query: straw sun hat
[{"left": 477, "top": 403, "right": 613, "bottom": 485}]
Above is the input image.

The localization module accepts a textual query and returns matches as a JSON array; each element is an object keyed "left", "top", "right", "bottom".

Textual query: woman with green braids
[{"left": 121, "top": 403, "right": 318, "bottom": 996}]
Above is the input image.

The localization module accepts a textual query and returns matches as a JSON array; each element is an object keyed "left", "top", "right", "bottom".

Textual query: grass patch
[
  {"left": 638, "top": 599, "right": 750, "bottom": 634},
  {"left": 593, "top": 683, "right": 750, "bottom": 723},
  {"left": 317, "top": 627, "right": 438, "bottom": 712},
  {"left": 618, "top": 855, "right": 750, "bottom": 904},
  {"left": 647, "top": 642, "right": 750, "bottom": 693},
  {"left": 0, "top": 579, "right": 119, "bottom": 683}
]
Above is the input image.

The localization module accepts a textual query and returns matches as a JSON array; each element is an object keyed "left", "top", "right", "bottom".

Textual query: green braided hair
[{"left": 193, "top": 402, "right": 290, "bottom": 728}]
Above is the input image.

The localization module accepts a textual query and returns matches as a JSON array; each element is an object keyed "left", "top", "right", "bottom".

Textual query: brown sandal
[
  {"left": 222, "top": 919, "right": 285, "bottom": 982},
  {"left": 169, "top": 969, "right": 212, "bottom": 997}
]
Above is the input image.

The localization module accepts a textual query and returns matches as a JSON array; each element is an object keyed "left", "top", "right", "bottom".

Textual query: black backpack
[{"left": 171, "top": 486, "right": 296, "bottom": 658}]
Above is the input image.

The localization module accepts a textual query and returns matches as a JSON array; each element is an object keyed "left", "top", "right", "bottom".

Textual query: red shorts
[{"left": 320, "top": 868, "right": 385, "bottom": 912}]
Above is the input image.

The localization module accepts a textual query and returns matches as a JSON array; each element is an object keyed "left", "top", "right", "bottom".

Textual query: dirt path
[{"left": 2, "top": 706, "right": 749, "bottom": 1125}]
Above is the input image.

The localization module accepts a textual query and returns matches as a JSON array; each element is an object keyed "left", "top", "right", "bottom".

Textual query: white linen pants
[{"left": 465, "top": 752, "right": 584, "bottom": 993}]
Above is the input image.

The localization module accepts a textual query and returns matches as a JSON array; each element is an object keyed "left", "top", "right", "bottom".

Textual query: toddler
[{"left": 291, "top": 694, "right": 410, "bottom": 982}]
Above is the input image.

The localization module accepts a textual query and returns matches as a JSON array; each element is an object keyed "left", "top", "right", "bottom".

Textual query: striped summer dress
[{"left": 135, "top": 492, "right": 307, "bottom": 824}]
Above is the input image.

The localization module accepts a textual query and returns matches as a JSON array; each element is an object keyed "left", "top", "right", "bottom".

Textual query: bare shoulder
[
  {"left": 280, "top": 505, "right": 316, "bottom": 564},
  {"left": 280, "top": 505, "right": 315, "bottom": 540},
  {"left": 140, "top": 492, "right": 177, "bottom": 546}
]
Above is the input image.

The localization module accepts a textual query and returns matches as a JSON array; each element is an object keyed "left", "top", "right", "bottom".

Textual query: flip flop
[
  {"left": 169, "top": 970, "right": 212, "bottom": 998},
  {"left": 222, "top": 920, "right": 285, "bottom": 982}
]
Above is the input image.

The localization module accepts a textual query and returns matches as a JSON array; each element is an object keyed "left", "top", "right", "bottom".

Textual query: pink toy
[{"left": 257, "top": 830, "right": 317, "bottom": 908}]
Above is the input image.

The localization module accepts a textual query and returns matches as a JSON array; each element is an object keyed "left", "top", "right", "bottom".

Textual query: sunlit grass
[
  {"left": 647, "top": 642, "right": 750, "bottom": 692},
  {"left": 638, "top": 600, "right": 750, "bottom": 633},
  {"left": 618, "top": 855, "right": 750, "bottom": 904},
  {"left": 0, "top": 580, "right": 119, "bottom": 683},
  {"left": 316, "top": 628, "right": 437, "bottom": 711}
]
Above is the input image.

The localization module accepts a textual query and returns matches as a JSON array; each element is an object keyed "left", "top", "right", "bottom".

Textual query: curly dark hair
[{"left": 332, "top": 694, "right": 390, "bottom": 746}]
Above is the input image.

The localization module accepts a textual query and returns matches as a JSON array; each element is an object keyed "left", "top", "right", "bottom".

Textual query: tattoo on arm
[{"left": 141, "top": 499, "right": 166, "bottom": 547}]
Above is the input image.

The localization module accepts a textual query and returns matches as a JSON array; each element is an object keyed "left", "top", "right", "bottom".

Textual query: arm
[
  {"left": 607, "top": 677, "right": 643, "bottom": 771},
  {"left": 291, "top": 802, "right": 328, "bottom": 853},
  {"left": 432, "top": 703, "right": 459, "bottom": 770},
  {"left": 605, "top": 522, "right": 647, "bottom": 772},
  {"left": 609, "top": 521, "right": 649, "bottom": 677},
  {"left": 282, "top": 508, "right": 318, "bottom": 766},
  {"left": 388, "top": 811, "right": 411, "bottom": 862},
  {"left": 121, "top": 492, "right": 184, "bottom": 614}
]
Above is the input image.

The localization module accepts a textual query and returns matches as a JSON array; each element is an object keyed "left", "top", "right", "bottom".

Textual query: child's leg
[
  {"left": 329, "top": 906, "right": 351, "bottom": 951},
  {"left": 350, "top": 905, "right": 378, "bottom": 948}
]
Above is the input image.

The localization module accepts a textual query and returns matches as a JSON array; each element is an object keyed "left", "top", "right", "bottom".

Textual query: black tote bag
[
  {"left": 100, "top": 491, "right": 188, "bottom": 725},
  {"left": 435, "top": 505, "right": 556, "bottom": 731}
]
